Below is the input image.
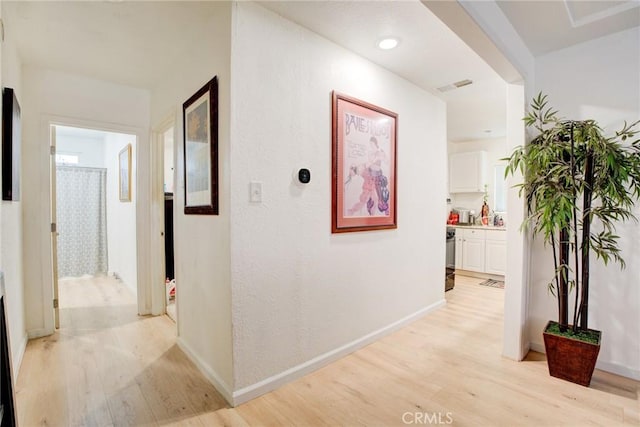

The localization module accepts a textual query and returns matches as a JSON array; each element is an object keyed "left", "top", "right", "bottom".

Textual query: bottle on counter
[{"left": 481, "top": 202, "right": 489, "bottom": 225}]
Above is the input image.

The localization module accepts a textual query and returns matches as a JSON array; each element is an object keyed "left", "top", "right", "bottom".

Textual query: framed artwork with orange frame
[{"left": 332, "top": 91, "right": 397, "bottom": 233}]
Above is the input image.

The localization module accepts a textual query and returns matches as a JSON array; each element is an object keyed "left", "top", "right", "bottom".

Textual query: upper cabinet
[{"left": 449, "top": 151, "right": 486, "bottom": 193}]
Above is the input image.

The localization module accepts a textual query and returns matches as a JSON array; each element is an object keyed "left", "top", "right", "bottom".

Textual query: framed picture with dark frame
[
  {"left": 118, "top": 144, "right": 132, "bottom": 202},
  {"left": 183, "top": 76, "right": 218, "bottom": 215},
  {"left": 332, "top": 91, "right": 398, "bottom": 233},
  {"left": 2, "top": 87, "right": 21, "bottom": 201}
]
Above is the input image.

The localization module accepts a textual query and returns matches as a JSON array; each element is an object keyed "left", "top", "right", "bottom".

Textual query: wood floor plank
[
  {"left": 15, "top": 275, "right": 640, "bottom": 426},
  {"left": 197, "top": 407, "right": 251, "bottom": 427},
  {"left": 105, "top": 381, "right": 158, "bottom": 427},
  {"left": 16, "top": 334, "right": 70, "bottom": 427}
]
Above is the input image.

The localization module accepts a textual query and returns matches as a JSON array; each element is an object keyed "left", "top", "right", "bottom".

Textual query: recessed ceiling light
[{"left": 377, "top": 37, "right": 399, "bottom": 50}]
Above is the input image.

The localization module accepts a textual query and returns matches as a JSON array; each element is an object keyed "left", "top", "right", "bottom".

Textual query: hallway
[
  {"left": 15, "top": 276, "right": 639, "bottom": 426},
  {"left": 16, "top": 276, "right": 227, "bottom": 426}
]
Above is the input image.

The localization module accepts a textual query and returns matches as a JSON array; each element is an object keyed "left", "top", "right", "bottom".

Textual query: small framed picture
[
  {"left": 332, "top": 91, "right": 398, "bottom": 233},
  {"left": 183, "top": 76, "right": 218, "bottom": 215},
  {"left": 2, "top": 87, "right": 21, "bottom": 201},
  {"left": 118, "top": 144, "right": 132, "bottom": 202}
]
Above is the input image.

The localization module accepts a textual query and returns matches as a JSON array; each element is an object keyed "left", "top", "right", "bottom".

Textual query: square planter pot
[{"left": 542, "top": 320, "right": 601, "bottom": 387}]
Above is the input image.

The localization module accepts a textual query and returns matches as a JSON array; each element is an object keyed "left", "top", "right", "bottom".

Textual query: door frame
[
  {"left": 43, "top": 115, "right": 147, "bottom": 333},
  {"left": 50, "top": 125, "right": 60, "bottom": 329},
  {"left": 151, "top": 113, "right": 176, "bottom": 317}
]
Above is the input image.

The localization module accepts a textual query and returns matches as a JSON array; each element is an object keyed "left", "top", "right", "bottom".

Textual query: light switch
[{"left": 250, "top": 181, "right": 262, "bottom": 203}]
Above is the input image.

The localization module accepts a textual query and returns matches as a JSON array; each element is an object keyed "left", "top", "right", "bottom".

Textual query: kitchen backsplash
[{"left": 447, "top": 193, "right": 507, "bottom": 226}]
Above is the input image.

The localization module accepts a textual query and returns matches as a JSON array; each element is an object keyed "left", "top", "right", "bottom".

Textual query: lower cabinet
[
  {"left": 485, "top": 230, "right": 507, "bottom": 275},
  {"left": 456, "top": 228, "right": 506, "bottom": 276},
  {"left": 462, "top": 229, "right": 485, "bottom": 272}
]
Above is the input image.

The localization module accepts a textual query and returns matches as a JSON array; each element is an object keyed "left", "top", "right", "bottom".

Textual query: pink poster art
[{"left": 332, "top": 92, "right": 397, "bottom": 233}]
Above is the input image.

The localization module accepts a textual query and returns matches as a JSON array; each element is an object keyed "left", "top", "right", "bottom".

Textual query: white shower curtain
[{"left": 56, "top": 166, "right": 108, "bottom": 278}]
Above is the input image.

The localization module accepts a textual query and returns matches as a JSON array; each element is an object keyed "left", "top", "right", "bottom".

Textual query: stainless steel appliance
[
  {"left": 453, "top": 207, "right": 471, "bottom": 225},
  {"left": 445, "top": 227, "right": 455, "bottom": 291}
]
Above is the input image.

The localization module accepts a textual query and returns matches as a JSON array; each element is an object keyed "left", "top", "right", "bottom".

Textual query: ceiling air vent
[{"left": 437, "top": 79, "right": 473, "bottom": 92}]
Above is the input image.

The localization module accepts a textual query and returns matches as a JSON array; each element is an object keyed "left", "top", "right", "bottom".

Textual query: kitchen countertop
[{"left": 448, "top": 224, "right": 507, "bottom": 231}]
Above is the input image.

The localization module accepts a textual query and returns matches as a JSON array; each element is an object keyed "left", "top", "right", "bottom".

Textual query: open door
[
  {"left": 50, "top": 125, "right": 60, "bottom": 329},
  {"left": 151, "top": 117, "right": 176, "bottom": 320}
]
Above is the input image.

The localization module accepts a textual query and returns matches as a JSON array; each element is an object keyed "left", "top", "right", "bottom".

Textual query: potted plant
[{"left": 504, "top": 93, "right": 640, "bottom": 386}]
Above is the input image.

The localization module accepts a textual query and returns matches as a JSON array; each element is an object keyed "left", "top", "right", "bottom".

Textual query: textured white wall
[
  {"left": 149, "top": 1, "right": 233, "bottom": 395},
  {"left": 21, "top": 66, "right": 150, "bottom": 336},
  {"left": 0, "top": 9, "right": 28, "bottom": 373},
  {"left": 531, "top": 27, "right": 640, "bottom": 379},
  {"left": 230, "top": 2, "right": 447, "bottom": 392},
  {"left": 104, "top": 134, "right": 138, "bottom": 294}
]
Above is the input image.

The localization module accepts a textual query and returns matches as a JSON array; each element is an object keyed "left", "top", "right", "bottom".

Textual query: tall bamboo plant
[{"left": 505, "top": 93, "right": 640, "bottom": 334}]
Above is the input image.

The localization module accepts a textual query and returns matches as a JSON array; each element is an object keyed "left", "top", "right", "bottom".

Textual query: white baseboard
[
  {"left": 529, "top": 341, "right": 640, "bottom": 380},
  {"left": 530, "top": 341, "right": 545, "bottom": 354},
  {"left": 27, "top": 327, "right": 52, "bottom": 339},
  {"left": 11, "top": 332, "right": 28, "bottom": 384},
  {"left": 177, "top": 337, "right": 234, "bottom": 405},
  {"left": 595, "top": 360, "right": 640, "bottom": 381},
  {"left": 232, "top": 299, "right": 447, "bottom": 406}
]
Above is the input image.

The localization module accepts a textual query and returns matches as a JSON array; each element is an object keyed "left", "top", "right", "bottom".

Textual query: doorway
[
  {"left": 444, "top": 83, "right": 527, "bottom": 360},
  {"left": 51, "top": 124, "right": 138, "bottom": 328},
  {"left": 150, "top": 117, "right": 177, "bottom": 323},
  {"left": 162, "top": 126, "right": 176, "bottom": 322}
]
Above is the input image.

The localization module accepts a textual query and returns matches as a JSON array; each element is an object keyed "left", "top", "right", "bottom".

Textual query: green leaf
[{"left": 504, "top": 92, "right": 640, "bottom": 326}]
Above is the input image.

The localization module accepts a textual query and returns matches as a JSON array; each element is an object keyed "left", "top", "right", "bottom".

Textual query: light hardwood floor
[{"left": 16, "top": 275, "right": 639, "bottom": 426}]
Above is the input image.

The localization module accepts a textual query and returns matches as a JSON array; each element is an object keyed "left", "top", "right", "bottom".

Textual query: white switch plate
[{"left": 250, "top": 181, "right": 262, "bottom": 203}]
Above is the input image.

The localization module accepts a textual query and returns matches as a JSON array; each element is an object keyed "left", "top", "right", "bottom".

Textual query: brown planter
[{"left": 542, "top": 320, "right": 601, "bottom": 387}]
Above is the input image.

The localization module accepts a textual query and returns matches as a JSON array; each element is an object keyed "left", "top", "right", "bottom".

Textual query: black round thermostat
[{"left": 298, "top": 168, "right": 311, "bottom": 184}]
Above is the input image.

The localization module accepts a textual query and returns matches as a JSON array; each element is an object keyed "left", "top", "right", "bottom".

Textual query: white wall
[
  {"left": 229, "top": 2, "right": 447, "bottom": 400},
  {"left": 0, "top": 5, "right": 28, "bottom": 374},
  {"left": 530, "top": 27, "right": 640, "bottom": 379},
  {"left": 149, "top": 1, "right": 233, "bottom": 398},
  {"left": 448, "top": 137, "right": 508, "bottom": 219},
  {"left": 56, "top": 134, "right": 106, "bottom": 168},
  {"left": 104, "top": 134, "right": 137, "bottom": 294},
  {"left": 21, "top": 66, "right": 150, "bottom": 336}
]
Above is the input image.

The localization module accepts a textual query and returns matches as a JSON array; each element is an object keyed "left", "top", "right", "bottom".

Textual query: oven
[{"left": 445, "top": 227, "right": 456, "bottom": 291}]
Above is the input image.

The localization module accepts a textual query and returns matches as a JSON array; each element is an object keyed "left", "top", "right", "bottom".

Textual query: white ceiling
[
  {"left": 260, "top": 0, "right": 508, "bottom": 142},
  {"left": 3, "top": 1, "right": 222, "bottom": 90},
  {"left": 3, "top": 1, "right": 638, "bottom": 143},
  {"left": 496, "top": 0, "right": 640, "bottom": 56}
]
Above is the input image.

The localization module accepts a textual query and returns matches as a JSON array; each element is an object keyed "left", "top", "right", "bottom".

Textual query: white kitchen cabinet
[
  {"left": 454, "top": 227, "right": 506, "bottom": 276},
  {"left": 449, "top": 151, "right": 487, "bottom": 193},
  {"left": 461, "top": 228, "right": 485, "bottom": 272},
  {"left": 455, "top": 235, "right": 464, "bottom": 269},
  {"left": 485, "top": 230, "right": 507, "bottom": 275}
]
